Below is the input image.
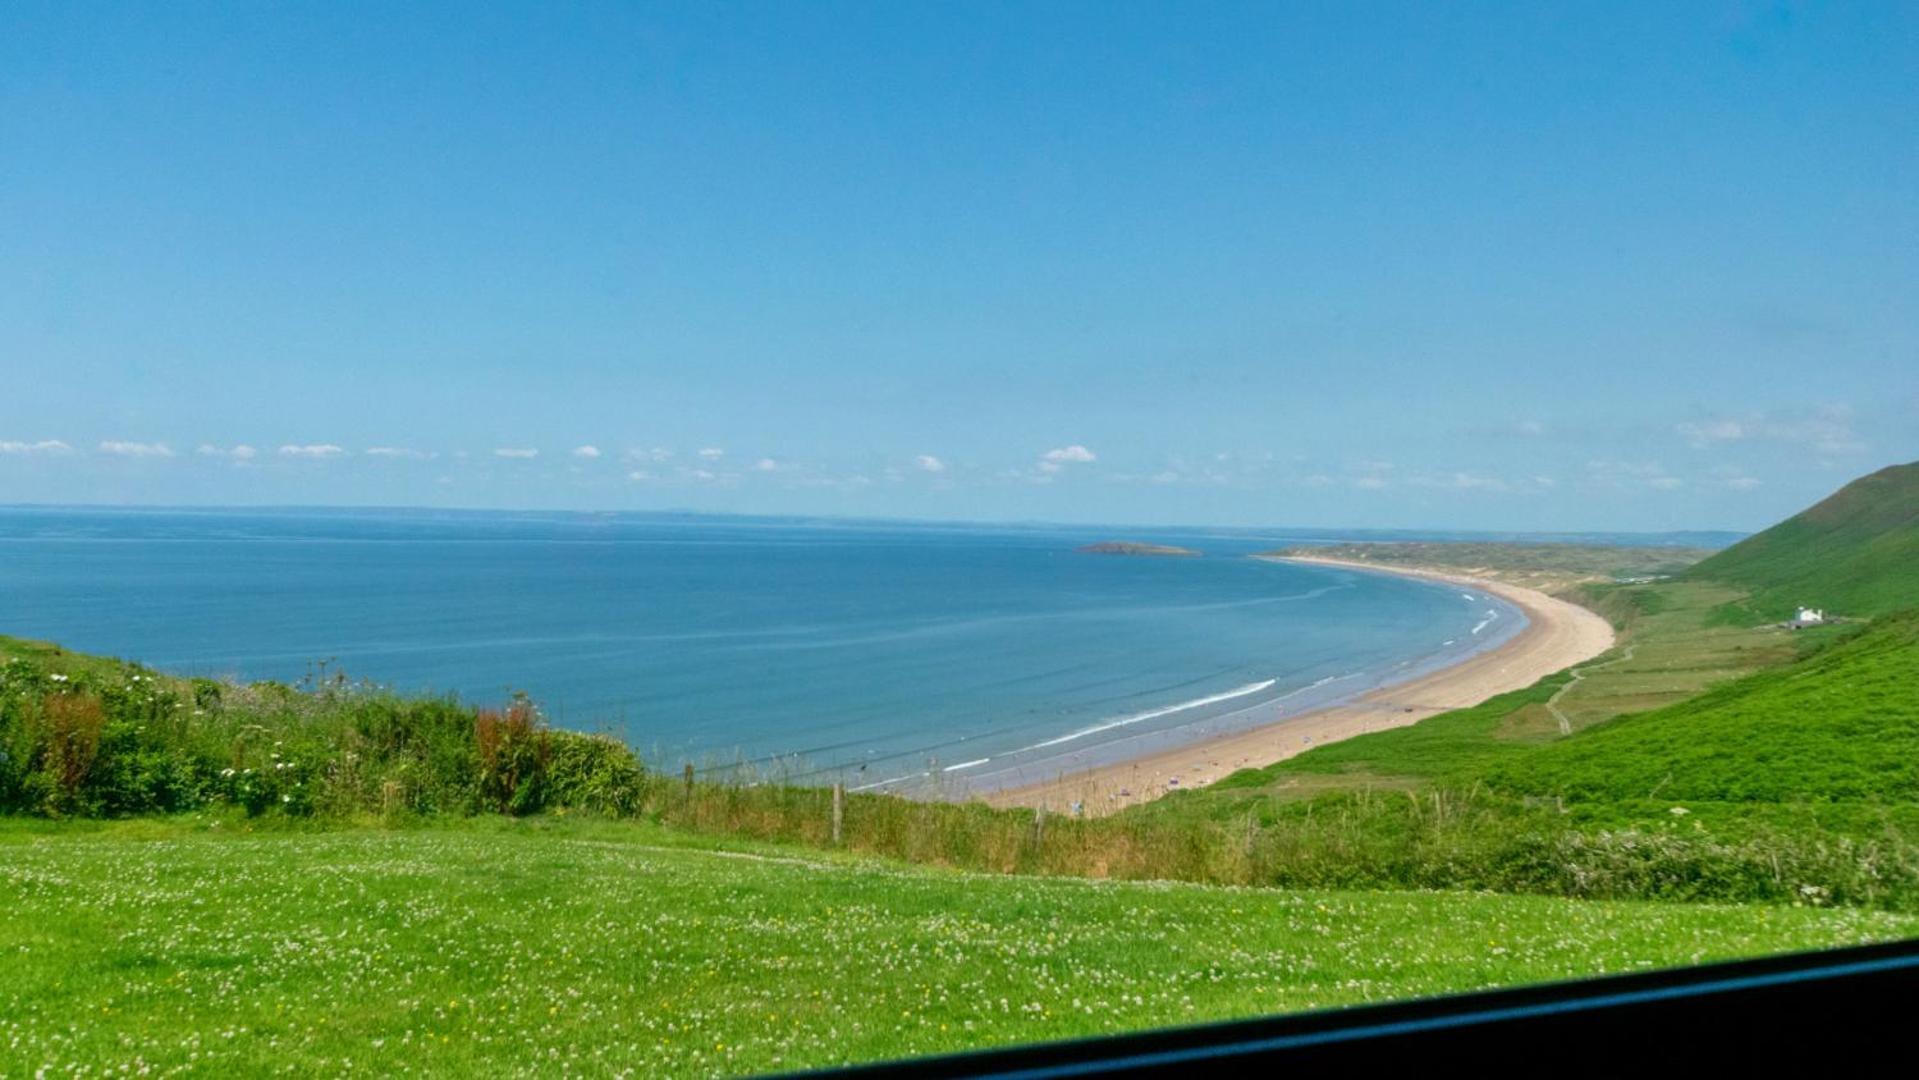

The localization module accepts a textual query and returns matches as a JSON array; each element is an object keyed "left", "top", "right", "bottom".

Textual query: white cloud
[
  {"left": 754, "top": 458, "right": 781, "bottom": 472},
  {"left": 0, "top": 439, "right": 74, "bottom": 455},
  {"left": 1353, "top": 476, "right": 1389, "bottom": 491},
  {"left": 627, "top": 469, "right": 653, "bottom": 482},
  {"left": 1586, "top": 460, "right": 1682, "bottom": 491},
  {"left": 366, "top": 447, "right": 433, "bottom": 460},
  {"left": 1514, "top": 419, "right": 1547, "bottom": 436},
  {"left": 1041, "top": 444, "right": 1097, "bottom": 464},
  {"left": 688, "top": 468, "right": 717, "bottom": 481},
  {"left": 571, "top": 445, "right": 602, "bottom": 459},
  {"left": 698, "top": 447, "right": 725, "bottom": 460},
  {"left": 1678, "top": 405, "right": 1864, "bottom": 455},
  {"left": 494, "top": 448, "right": 539, "bottom": 459},
  {"left": 1677, "top": 418, "right": 1747, "bottom": 446},
  {"left": 914, "top": 454, "right": 946, "bottom": 473},
  {"left": 98, "top": 441, "right": 174, "bottom": 458},
  {"left": 1402, "top": 471, "right": 1556, "bottom": 494},
  {"left": 630, "top": 447, "right": 674, "bottom": 463},
  {"left": 1727, "top": 476, "right": 1763, "bottom": 490},
  {"left": 197, "top": 444, "right": 258, "bottom": 461},
  {"left": 1431, "top": 472, "right": 1508, "bottom": 492},
  {"left": 278, "top": 444, "right": 346, "bottom": 459}
]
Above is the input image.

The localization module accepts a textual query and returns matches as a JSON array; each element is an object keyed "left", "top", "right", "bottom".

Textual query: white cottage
[{"left": 1792, "top": 607, "right": 1827, "bottom": 627}]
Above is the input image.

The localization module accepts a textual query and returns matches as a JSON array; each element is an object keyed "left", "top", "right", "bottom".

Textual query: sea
[{"left": 0, "top": 506, "right": 1547, "bottom": 794}]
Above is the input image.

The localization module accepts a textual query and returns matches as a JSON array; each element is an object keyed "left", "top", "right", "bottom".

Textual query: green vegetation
[
  {"left": 1489, "top": 612, "right": 1919, "bottom": 806},
  {"left": 0, "top": 635, "right": 646, "bottom": 820},
  {"left": 8, "top": 462, "right": 1919, "bottom": 1072},
  {"left": 7, "top": 606, "right": 1917, "bottom": 909},
  {"left": 1201, "top": 580, "right": 1805, "bottom": 793},
  {"left": 3, "top": 817, "right": 1910, "bottom": 1077},
  {"left": 1686, "top": 461, "right": 1919, "bottom": 619},
  {"left": 1121, "top": 580, "right": 1919, "bottom": 909},
  {"left": 1265, "top": 541, "right": 1715, "bottom": 594}
]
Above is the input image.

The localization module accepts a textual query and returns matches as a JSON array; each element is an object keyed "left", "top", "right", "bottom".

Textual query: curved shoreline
[{"left": 975, "top": 556, "right": 1617, "bottom": 815}]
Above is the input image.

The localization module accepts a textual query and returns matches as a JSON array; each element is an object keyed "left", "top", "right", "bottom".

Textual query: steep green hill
[{"left": 1686, "top": 461, "right": 1919, "bottom": 618}]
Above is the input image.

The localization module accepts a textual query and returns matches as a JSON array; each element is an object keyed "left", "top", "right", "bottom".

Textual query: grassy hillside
[
  {"left": 1686, "top": 461, "right": 1919, "bottom": 618},
  {"left": 1488, "top": 613, "right": 1919, "bottom": 805},
  {"left": 1131, "top": 587, "right": 1919, "bottom": 905},
  {"left": 3, "top": 817, "right": 1911, "bottom": 1077},
  {"left": 1197, "top": 580, "right": 1807, "bottom": 796}
]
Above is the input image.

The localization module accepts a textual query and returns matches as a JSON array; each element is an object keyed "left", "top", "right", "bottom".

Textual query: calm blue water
[{"left": 0, "top": 507, "right": 1522, "bottom": 792}]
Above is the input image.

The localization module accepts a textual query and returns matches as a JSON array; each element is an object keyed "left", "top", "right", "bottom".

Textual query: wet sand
[{"left": 976, "top": 556, "right": 1616, "bottom": 815}]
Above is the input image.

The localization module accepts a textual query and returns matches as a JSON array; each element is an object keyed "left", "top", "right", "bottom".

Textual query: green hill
[{"left": 1686, "top": 461, "right": 1919, "bottom": 618}]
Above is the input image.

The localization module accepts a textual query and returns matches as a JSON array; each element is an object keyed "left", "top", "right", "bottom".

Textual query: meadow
[{"left": 4, "top": 816, "right": 1912, "bottom": 1077}]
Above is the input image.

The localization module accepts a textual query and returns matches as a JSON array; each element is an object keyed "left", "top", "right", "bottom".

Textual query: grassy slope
[
  {"left": 2, "top": 818, "right": 1911, "bottom": 1077},
  {"left": 1127, "top": 581, "right": 1919, "bottom": 901},
  {"left": 1686, "top": 461, "right": 1919, "bottom": 619},
  {"left": 1198, "top": 581, "right": 1807, "bottom": 800},
  {"left": 1488, "top": 613, "right": 1919, "bottom": 805}
]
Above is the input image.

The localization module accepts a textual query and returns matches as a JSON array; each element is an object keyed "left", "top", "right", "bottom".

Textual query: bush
[
  {"left": 40, "top": 693, "right": 106, "bottom": 814},
  {"left": 0, "top": 645, "right": 651, "bottom": 822},
  {"left": 548, "top": 731, "right": 647, "bottom": 817},
  {"left": 475, "top": 698, "right": 551, "bottom": 815}
]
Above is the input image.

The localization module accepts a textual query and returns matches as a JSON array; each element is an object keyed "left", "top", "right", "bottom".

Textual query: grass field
[{"left": 3, "top": 817, "right": 1913, "bottom": 1077}]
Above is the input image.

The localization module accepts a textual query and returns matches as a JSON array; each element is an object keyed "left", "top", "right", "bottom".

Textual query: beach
[{"left": 980, "top": 557, "right": 1617, "bottom": 815}]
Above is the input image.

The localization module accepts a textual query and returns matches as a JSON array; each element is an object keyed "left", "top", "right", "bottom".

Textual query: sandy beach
[{"left": 980, "top": 556, "right": 1617, "bottom": 815}]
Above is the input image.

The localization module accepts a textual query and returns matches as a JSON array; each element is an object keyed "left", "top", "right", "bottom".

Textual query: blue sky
[{"left": 2, "top": 1, "right": 1914, "bottom": 532}]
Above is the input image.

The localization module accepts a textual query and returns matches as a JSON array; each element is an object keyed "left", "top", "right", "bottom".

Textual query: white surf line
[
  {"left": 849, "top": 771, "right": 925, "bottom": 793},
  {"left": 852, "top": 672, "right": 1362, "bottom": 793},
  {"left": 1022, "top": 678, "right": 1279, "bottom": 752},
  {"left": 1470, "top": 608, "right": 1499, "bottom": 635}
]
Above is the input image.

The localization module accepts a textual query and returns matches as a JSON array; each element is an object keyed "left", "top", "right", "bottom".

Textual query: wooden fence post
[
  {"left": 682, "top": 763, "right": 694, "bottom": 810},
  {"left": 1034, "top": 805, "right": 1046, "bottom": 848},
  {"left": 832, "top": 782, "right": 845, "bottom": 845}
]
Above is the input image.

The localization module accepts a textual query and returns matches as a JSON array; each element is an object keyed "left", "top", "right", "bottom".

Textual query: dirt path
[{"left": 1547, "top": 643, "right": 1637, "bottom": 735}]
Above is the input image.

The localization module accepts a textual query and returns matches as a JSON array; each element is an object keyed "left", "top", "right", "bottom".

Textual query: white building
[{"left": 1793, "top": 606, "right": 1827, "bottom": 627}]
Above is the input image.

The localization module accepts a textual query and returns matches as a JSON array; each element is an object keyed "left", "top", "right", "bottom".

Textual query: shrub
[
  {"left": 40, "top": 693, "right": 107, "bottom": 813},
  {"left": 475, "top": 698, "right": 550, "bottom": 815},
  {"left": 548, "top": 731, "right": 647, "bottom": 817}
]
